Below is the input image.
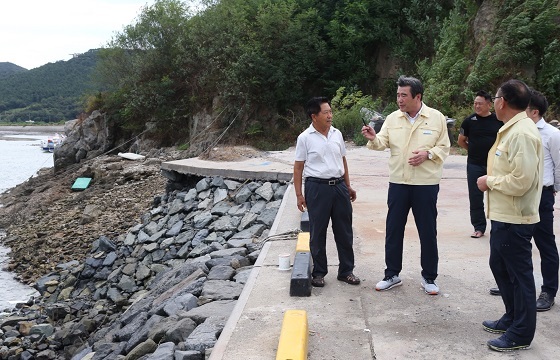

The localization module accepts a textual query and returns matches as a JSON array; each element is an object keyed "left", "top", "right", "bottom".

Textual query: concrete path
[{"left": 190, "top": 146, "right": 560, "bottom": 360}]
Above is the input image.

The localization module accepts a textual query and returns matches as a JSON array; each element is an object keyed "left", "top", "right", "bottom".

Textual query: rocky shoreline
[{"left": 0, "top": 146, "right": 290, "bottom": 359}]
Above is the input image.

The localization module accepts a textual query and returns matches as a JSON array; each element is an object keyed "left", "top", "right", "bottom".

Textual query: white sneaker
[
  {"left": 421, "top": 277, "right": 439, "bottom": 295},
  {"left": 375, "top": 275, "right": 402, "bottom": 291}
]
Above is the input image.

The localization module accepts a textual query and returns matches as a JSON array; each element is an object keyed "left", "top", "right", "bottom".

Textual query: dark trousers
[
  {"left": 385, "top": 183, "right": 439, "bottom": 280},
  {"left": 467, "top": 163, "right": 487, "bottom": 233},
  {"left": 534, "top": 188, "right": 559, "bottom": 297},
  {"left": 490, "top": 221, "right": 536, "bottom": 344},
  {"left": 305, "top": 180, "right": 354, "bottom": 278}
]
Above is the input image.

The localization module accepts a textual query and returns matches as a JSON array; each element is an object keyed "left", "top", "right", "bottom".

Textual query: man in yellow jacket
[
  {"left": 477, "top": 79, "right": 542, "bottom": 352},
  {"left": 362, "top": 76, "right": 450, "bottom": 295}
]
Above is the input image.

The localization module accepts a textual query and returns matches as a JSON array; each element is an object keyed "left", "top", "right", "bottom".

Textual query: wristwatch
[{"left": 427, "top": 151, "right": 433, "bottom": 160}]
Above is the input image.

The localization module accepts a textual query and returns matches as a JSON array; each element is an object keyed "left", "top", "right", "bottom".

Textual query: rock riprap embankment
[{"left": 0, "top": 175, "right": 289, "bottom": 360}]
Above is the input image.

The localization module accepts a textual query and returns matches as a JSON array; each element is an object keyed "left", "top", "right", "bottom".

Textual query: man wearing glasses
[{"left": 477, "top": 80, "right": 542, "bottom": 352}]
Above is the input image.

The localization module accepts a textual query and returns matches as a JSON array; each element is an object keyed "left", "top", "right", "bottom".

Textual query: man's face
[
  {"left": 312, "top": 102, "right": 333, "bottom": 128},
  {"left": 493, "top": 91, "right": 505, "bottom": 121},
  {"left": 473, "top": 96, "right": 491, "bottom": 116},
  {"left": 397, "top": 86, "right": 420, "bottom": 114}
]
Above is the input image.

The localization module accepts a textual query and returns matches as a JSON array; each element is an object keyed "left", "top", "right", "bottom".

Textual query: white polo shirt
[{"left": 295, "top": 124, "right": 346, "bottom": 179}]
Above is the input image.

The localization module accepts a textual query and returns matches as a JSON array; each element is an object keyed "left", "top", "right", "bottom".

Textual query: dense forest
[
  {"left": 0, "top": 50, "right": 98, "bottom": 123},
  {"left": 0, "top": 63, "right": 26, "bottom": 78},
  {"left": 2, "top": 0, "right": 559, "bottom": 151}
]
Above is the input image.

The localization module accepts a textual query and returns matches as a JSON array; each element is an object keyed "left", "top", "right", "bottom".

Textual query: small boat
[{"left": 40, "top": 133, "right": 65, "bottom": 152}]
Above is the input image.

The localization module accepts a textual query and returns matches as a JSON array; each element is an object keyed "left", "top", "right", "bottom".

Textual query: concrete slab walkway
[{"left": 172, "top": 145, "right": 560, "bottom": 360}]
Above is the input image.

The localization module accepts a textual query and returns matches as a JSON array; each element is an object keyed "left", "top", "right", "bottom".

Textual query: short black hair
[
  {"left": 306, "top": 97, "right": 330, "bottom": 119},
  {"left": 397, "top": 76, "right": 423, "bottom": 100},
  {"left": 475, "top": 90, "right": 491, "bottom": 102},
  {"left": 498, "top": 79, "right": 530, "bottom": 111},
  {"left": 528, "top": 89, "right": 548, "bottom": 117}
]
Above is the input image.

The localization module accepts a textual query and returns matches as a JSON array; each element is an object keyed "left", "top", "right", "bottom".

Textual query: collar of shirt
[
  {"left": 307, "top": 123, "right": 334, "bottom": 136},
  {"left": 404, "top": 103, "right": 424, "bottom": 124}
]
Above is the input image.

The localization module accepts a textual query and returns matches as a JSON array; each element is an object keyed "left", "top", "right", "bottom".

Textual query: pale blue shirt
[
  {"left": 295, "top": 124, "right": 346, "bottom": 179},
  {"left": 536, "top": 118, "right": 560, "bottom": 190}
]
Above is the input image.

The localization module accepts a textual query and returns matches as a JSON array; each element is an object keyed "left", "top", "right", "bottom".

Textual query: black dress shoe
[
  {"left": 536, "top": 291, "right": 555, "bottom": 311},
  {"left": 489, "top": 287, "right": 501, "bottom": 296},
  {"left": 487, "top": 334, "right": 530, "bottom": 351}
]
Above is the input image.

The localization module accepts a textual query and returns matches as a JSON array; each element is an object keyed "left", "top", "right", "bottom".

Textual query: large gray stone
[
  {"left": 144, "top": 222, "right": 159, "bottom": 236},
  {"left": 115, "top": 313, "right": 148, "bottom": 342},
  {"left": 255, "top": 182, "right": 274, "bottom": 201},
  {"left": 227, "top": 202, "right": 251, "bottom": 216},
  {"left": 124, "top": 339, "right": 157, "bottom": 360},
  {"left": 209, "top": 248, "right": 247, "bottom": 258},
  {"left": 207, "top": 265, "right": 235, "bottom": 281},
  {"left": 249, "top": 200, "right": 267, "bottom": 214},
  {"left": 213, "top": 188, "right": 228, "bottom": 204},
  {"left": 146, "top": 342, "right": 174, "bottom": 360},
  {"left": 226, "top": 238, "right": 253, "bottom": 248},
  {"left": 184, "top": 317, "right": 227, "bottom": 352},
  {"left": 210, "top": 201, "right": 232, "bottom": 216},
  {"left": 103, "top": 252, "right": 118, "bottom": 266},
  {"left": 210, "top": 216, "right": 238, "bottom": 231},
  {"left": 191, "top": 229, "right": 209, "bottom": 247},
  {"left": 223, "top": 179, "right": 241, "bottom": 190},
  {"left": 233, "top": 268, "right": 253, "bottom": 284},
  {"left": 125, "top": 314, "right": 164, "bottom": 353},
  {"left": 174, "top": 350, "right": 203, "bottom": 360},
  {"left": 211, "top": 176, "right": 226, "bottom": 188},
  {"left": 256, "top": 208, "right": 278, "bottom": 226},
  {"left": 160, "top": 318, "right": 197, "bottom": 344},
  {"left": 237, "top": 212, "right": 257, "bottom": 231},
  {"left": 193, "top": 212, "right": 213, "bottom": 229},
  {"left": 233, "top": 186, "right": 253, "bottom": 204},
  {"left": 183, "top": 188, "right": 198, "bottom": 202},
  {"left": 175, "top": 229, "right": 195, "bottom": 244},
  {"left": 162, "top": 293, "right": 198, "bottom": 317},
  {"left": 199, "top": 280, "right": 244, "bottom": 301},
  {"left": 166, "top": 220, "right": 184, "bottom": 237},
  {"left": 182, "top": 300, "right": 237, "bottom": 324},
  {"left": 168, "top": 199, "right": 185, "bottom": 215},
  {"left": 195, "top": 178, "right": 211, "bottom": 192},
  {"left": 230, "top": 224, "right": 266, "bottom": 240}
]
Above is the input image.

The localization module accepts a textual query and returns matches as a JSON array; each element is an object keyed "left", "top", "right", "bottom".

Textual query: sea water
[{"left": 0, "top": 132, "right": 53, "bottom": 311}]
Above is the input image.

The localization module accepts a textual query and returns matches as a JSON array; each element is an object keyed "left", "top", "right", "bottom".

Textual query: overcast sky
[{"left": 0, "top": 0, "right": 157, "bottom": 70}]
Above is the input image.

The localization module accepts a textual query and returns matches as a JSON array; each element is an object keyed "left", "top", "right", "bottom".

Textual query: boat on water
[{"left": 40, "top": 134, "right": 65, "bottom": 152}]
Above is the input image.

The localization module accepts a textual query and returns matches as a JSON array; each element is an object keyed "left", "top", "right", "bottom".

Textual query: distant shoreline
[{"left": 0, "top": 125, "right": 65, "bottom": 134}]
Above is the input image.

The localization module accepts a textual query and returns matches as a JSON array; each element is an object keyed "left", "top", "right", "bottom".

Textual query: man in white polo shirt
[{"left": 293, "top": 96, "right": 360, "bottom": 288}]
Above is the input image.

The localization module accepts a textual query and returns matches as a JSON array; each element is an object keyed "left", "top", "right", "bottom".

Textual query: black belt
[
  {"left": 543, "top": 185, "right": 555, "bottom": 191},
  {"left": 306, "top": 177, "right": 344, "bottom": 185}
]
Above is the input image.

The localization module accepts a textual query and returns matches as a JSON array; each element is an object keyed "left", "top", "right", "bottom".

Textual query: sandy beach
[
  {"left": 0, "top": 125, "right": 66, "bottom": 134},
  {"left": 0, "top": 125, "right": 66, "bottom": 140}
]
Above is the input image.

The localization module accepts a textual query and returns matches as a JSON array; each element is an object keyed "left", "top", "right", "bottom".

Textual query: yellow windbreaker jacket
[
  {"left": 486, "top": 112, "right": 543, "bottom": 224},
  {"left": 367, "top": 103, "right": 450, "bottom": 185}
]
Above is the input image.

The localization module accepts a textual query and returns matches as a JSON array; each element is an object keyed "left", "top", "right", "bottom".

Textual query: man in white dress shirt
[{"left": 526, "top": 89, "right": 560, "bottom": 311}]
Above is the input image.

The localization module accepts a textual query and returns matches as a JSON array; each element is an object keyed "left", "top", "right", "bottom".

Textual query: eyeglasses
[{"left": 491, "top": 96, "right": 504, "bottom": 101}]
